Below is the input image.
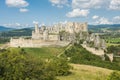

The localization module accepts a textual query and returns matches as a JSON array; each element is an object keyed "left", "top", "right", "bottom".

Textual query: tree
[
  {"left": 50, "top": 58, "right": 71, "bottom": 76},
  {"left": 0, "top": 48, "right": 57, "bottom": 80}
]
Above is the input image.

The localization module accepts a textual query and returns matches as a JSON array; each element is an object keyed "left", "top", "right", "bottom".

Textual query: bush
[
  {"left": 62, "top": 43, "right": 120, "bottom": 71},
  {"left": 50, "top": 58, "right": 71, "bottom": 76},
  {"left": 107, "top": 71, "right": 120, "bottom": 80},
  {"left": 0, "top": 48, "right": 57, "bottom": 80}
]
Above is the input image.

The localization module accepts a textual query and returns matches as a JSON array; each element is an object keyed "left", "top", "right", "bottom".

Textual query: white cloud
[
  {"left": 96, "top": 17, "right": 113, "bottom": 24},
  {"left": 49, "top": 0, "right": 68, "bottom": 8},
  {"left": 109, "top": 0, "right": 120, "bottom": 10},
  {"left": 113, "top": 16, "right": 120, "bottom": 24},
  {"left": 66, "top": 9, "right": 89, "bottom": 18},
  {"left": 113, "top": 16, "right": 120, "bottom": 20},
  {"left": 59, "top": 20, "right": 68, "bottom": 24},
  {"left": 20, "top": 8, "right": 29, "bottom": 12},
  {"left": 33, "top": 21, "right": 39, "bottom": 24},
  {"left": 92, "top": 15, "right": 99, "bottom": 19},
  {"left": 6, "top": 0, "right": 29, "bottom": 7},
  {"left": 72, "top": 0, "right": 104, "bottom": 9},
  {"left": 3, "top": 23, "right": 30, "bottom": 28}
]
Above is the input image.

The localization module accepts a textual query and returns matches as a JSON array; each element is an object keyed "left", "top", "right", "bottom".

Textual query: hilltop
[{"left": 0, "top": 26, "right": 14, "bottom": 31}]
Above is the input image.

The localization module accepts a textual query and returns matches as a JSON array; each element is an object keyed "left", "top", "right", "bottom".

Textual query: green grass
[
  {"left": 106, "top": 38, "right": 120, "bottom": 44},
  {"left": 107, "top": 43, "right": 120, "bottom": 47},
  {"left": 57, "top": 64, "right": 113, "bottom": 80},
  {"left": 23, "top": 47, "right": 65, "bottom": 59},
  {"left": 0, "top": 44, "right": 3, "bottom": 46}
]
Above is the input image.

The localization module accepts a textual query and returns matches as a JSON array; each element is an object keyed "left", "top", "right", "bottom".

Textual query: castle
[
  {"left": 10, "top": 22, "right": 88, "bottom": 47},
  {"left": 32, "top": 22, "right": 88, "bottom": 41}
]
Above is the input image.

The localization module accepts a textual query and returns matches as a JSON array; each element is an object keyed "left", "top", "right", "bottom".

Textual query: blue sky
[{"left": 0, "top": 0, "right": 120, "bottom": 28}]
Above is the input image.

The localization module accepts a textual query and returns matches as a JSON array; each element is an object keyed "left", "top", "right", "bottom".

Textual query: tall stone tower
[
  {"left": 35, "top": 23, "right": 39, "bottom": 33},
  {"left": 32, "top": 23, "right": 40, "bottom": 39},
  {"left": 43, "top": 30, "right": 49, "bottom": 41}
]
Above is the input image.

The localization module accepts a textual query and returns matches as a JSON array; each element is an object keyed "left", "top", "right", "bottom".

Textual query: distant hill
[
  {"left": 88, "top": 24, "right": 120, "bottom": 33},
  {"left": 0, "top": 28, "right": 33, "bottom": 37},
  {"left": 0, "top": 26, "right": 14, "bottom": 32}
]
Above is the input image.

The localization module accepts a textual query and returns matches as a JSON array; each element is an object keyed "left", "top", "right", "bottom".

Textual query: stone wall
[{"left": 10, "top": 37, "right": 69, "bottom": 47}]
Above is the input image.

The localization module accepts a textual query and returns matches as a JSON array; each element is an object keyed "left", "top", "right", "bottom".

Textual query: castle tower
[
  {"left": 94, "top": 35, "right": 101, "bottom": 48},
  {"left": 32, "top": 23, "right": 40, "bottom": 39},
  {"left": 35, "top": 23, "right": 39, "bottom": 33},
  {"left": 83, "top": 22, "right": 88, "bottom": 32},
  {"left": 43, "top": 30, "right": 49, "bottom": 41}
]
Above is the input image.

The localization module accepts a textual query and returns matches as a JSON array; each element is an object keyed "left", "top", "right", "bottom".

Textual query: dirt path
[{"left": 57, "top": 44, "right": 72, "bottom": 57}]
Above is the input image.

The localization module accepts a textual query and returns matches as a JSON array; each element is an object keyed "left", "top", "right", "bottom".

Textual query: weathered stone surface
[{"left": 10, "top": 22, "right": 88, "bottom": 47}]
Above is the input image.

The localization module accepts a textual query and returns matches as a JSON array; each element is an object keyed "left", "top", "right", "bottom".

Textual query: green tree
[
  {"left": 0, "top": 48, "right": 57, "bottom": 80},
  {"left": 50, "top": 58, "right": 71, "bottom": 76}
]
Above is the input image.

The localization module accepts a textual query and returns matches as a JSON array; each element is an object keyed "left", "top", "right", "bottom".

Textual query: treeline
[
  {"left": 61, "top": 43, "right": 120, "bottom": 71},
  {"left": 0, "top": 28, "right": 32, "bottom": 44},
  {"left": 0, "top": 28, "right": 32, "bottom": 37},
  {"left": 100, "top": 33, "right": 120, "bottom": 39},
  {"left": 0, "top": 37, "right": 9, "bottom": 44},
  {"left": 0, "top": 48, "right": 71, "bottom": 80},
  {"left": 107, "top": 45, "right": 120, "bottom": 56}
]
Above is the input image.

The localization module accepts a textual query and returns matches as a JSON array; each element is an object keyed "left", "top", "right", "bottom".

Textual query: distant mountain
[
  {"left": 0, "top": 28, "right": 33, "bottom": 37},
  {"left": 0, "top": 26, "right": 14, "bottom": 31},
  {"left": 88, "top": 24, "right": 120, "bottom": 28},
  {"left": 88, "top": 24, "right": 120, "bottom": 33}
]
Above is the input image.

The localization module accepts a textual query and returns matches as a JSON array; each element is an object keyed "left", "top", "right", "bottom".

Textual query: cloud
[
  {"left": 113, "top": 16, "right": 120, "bottom": 24},
  {"left": 95, "top": 17, "right": 113, "bottom": 24},
  {"left": 92, "top": 15, "right": 99, "bottom": 19},
  {"left": 49, "top": 0, "right": 68, "bottom": 8},
  {"left": 20, "top": 8, "right": 29, "bottom": 12},
  {"left": 6, "top": 0, "right": 29, "bottom": 7},
  {"left": 66, "top": 9, "right": 89, "bottom": 18},
  {"left": 72, "top": 0, "right": 104, "bottom": 9},
  {"left": 109, "top": 0, "right": 120, "bottom": 10},
  {"left": 3, "top": 23, "right": 30, "bottom": 28},
  {"left": 3, "top": 23, "right": 21, "bottom": 28},
  {"left": 33, "top": 21, "right": 39, "bottom": 24},
  {"left": 113, "top": 16, "right": 120, "bottom": 20}
]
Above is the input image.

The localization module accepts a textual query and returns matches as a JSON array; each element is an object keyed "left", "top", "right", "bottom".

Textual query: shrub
[
  {"left": 62, "top": 43, "right": 120, "bottom": 71},
  {"left": 0, "top": 48, "right": 57, "bottom": 80},
  {"left": 107, "top": 71, "right": 120, "bottom": 80},
  {"left": 50, "top": 58, "right": 71, "bottom": 76}
]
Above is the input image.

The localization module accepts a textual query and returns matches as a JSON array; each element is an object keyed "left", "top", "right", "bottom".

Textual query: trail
[{"left": 57, "top": 43, "right": 72, "bottom": 57}]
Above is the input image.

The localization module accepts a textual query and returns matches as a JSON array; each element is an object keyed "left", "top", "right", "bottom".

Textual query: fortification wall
[{"left": 10, "top": 38, "right": 69, "bottom": 47}]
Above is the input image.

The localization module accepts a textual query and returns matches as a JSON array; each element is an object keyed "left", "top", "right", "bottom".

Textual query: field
[
  {"left": 58, "top": 64, "right": 113, "bottom": 80},
  {"left": 23, "top": 47, "right": 66, "bottom": 59},
  {"left": 107, "top": 38, "right": 120, "bottom": 43},
  {"left": 105, "top": 38, "right": 120, "bottom": 47}
]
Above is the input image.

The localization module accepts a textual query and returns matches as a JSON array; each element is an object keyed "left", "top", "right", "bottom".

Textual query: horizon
[
  {"left": 0, "top": 0, "right": 120, "bottom": 28},
  {"left": 1, "top": 22, "right": 120, "bottom": 29}
]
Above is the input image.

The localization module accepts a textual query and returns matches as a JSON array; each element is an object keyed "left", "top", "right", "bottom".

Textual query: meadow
[
  {"left": 23, "top": 46, "right": 66, "bottom": 59},
  {"left": 19, "top": 47, "right": 113, "bottom": 80},
  {"left": 58, "top": 64, "right": 112, "bottom": 80}
]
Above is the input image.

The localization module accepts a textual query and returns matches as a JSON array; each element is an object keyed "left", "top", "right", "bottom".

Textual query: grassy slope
[
  {"left": 58, "top": 64, "right": 113, "bottom": 80},
  {"left": 10, "top": 47, "right": 114, "bottom": 80},
  {"left": 24, "top": 47, "right": 65, "bottom": 59}
]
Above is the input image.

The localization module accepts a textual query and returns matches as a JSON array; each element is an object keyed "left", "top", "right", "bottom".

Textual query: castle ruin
[{"left": 10, "top": 22, "right": 88, "bottom": 47}]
